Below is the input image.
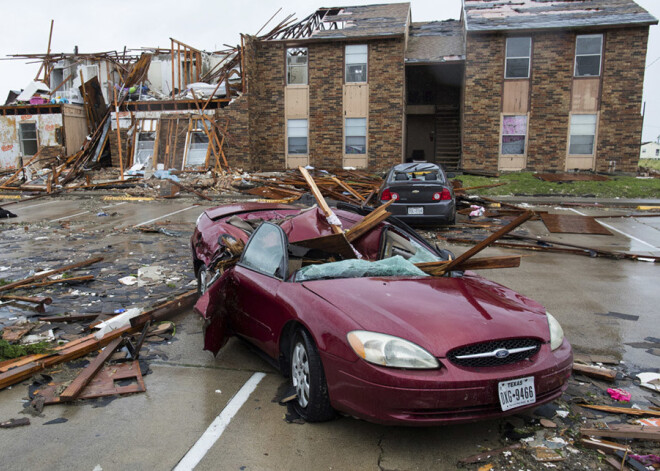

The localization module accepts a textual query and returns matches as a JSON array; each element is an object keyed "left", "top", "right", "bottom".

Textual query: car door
[{"left": 232, "top": 223, "right": 289, "bottom": 358}]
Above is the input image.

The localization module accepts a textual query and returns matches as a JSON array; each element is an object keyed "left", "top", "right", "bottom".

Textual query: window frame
[
  {"left": 184, "top": 129, "right": 210, "bottom": 168},
  {"left": 286, "top": 47, "right": 309, "bottom": 85},
  {"left": 504, "top": 37, "right": 532, "bottom": 79},
  {"left": 568, "top": 113, "right": 599, "bottom": 156},
  {"left": 345, "top": 44, "right": 368, "bottom": 83},
  {"left": 574, "top": 34, "right": 603, "bottom": 77},
  {"left": 286, "top": 118, "right": 309, "bottom": 156},
  {"left": 238, "top": 223, "right": 288, "bottom": 280},
  {"left": 18, "top": 121, "right": 39, "bottom": 157},
  {"left": 500, "top": 114, "right": 529, "bottom": 156},
  {"left": 344, "top": 117, "right": 367, "bottom": 155}
]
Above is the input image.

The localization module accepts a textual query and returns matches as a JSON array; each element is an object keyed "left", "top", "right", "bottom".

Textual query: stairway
[{"left": 434, "top": 105, "right": 461, "bottom": 170}]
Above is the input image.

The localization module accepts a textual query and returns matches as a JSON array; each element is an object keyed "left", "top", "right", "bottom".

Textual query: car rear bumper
[
  {"left": 321, "top": 340, "right": 573, "bottom": 426},
  {"left": 384, "top": 201, "right": 455, "bottom": 225}
]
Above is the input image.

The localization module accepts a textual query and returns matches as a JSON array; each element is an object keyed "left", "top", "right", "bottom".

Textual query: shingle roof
[
  {"left": 406, "top": 20, "right": 465, "bottom": 63},
  {"left": 309, "top": 3, "right": 411, "bottom": 39},
  {"left": 464, "top": 0, "right": 658, "bottom": 32}
]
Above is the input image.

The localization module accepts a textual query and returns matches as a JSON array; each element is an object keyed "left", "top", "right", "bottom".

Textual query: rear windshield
[{"left": 389, "top": 170, "right": 444, "bottom": 184}]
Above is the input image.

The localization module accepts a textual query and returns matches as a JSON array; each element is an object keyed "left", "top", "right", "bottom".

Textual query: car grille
[{"left": 447, "top": 338, "right": 541, "bottom": 368}]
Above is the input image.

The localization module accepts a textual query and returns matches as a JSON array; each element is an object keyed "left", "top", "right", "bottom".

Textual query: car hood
[{"left": 301, "top": 274, "right": 549, "bottom": 357}]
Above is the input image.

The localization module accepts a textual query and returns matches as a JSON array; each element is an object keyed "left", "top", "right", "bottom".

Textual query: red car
[{"left": 192, "top": 203, "right": 572, "bottom": 426}]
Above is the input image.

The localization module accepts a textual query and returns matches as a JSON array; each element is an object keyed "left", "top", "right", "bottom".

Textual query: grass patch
[
  {"left": 639, "top": 159, "right": 660, "bottom": 171},
  {"left": 455, "top": 172, "right": 660, "bottom": 198},
  {"left": 0, "top": 339, "right": 52, "bottom": 362},
  {"left": 0, "top": 279, "right": 12, "bottom": 287}
]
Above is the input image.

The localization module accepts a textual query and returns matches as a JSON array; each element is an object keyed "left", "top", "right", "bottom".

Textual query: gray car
[{"left": 377, "top": 163, "right": 456, "bottom": 225}]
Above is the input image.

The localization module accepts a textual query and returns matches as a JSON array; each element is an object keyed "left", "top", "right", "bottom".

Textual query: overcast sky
[{"left": 0, "top": 0, "right": 658, "bottom": 142}]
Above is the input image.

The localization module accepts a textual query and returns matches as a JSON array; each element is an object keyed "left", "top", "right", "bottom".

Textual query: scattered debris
[{"left": 0, "top": 417, "right": 30, "bottom": 428}]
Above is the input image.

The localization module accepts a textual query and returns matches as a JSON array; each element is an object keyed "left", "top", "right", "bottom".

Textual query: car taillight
[
  {"left": 381, "top": 189, "right": 399, "bottom": 201},
  {"left": 433, "top": 192, "right": 441, "bottom": 201},
  {"left": 440, "top": 188, "right": 451, "bottom": 200}
]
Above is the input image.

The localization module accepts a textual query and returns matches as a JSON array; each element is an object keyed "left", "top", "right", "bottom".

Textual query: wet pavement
[{"left": 0, "top": 195, "right": 659, "bottom": 470}]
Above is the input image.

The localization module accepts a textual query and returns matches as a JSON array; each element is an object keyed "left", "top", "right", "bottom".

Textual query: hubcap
[{"left": 291, "top": 342, "right": 310, "bottom": 408}]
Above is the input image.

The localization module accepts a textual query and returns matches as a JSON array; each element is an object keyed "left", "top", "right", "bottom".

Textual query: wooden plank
[
  {"left": 299, "top": 167, "right": 342, "bottom": 234},
  {"left": 0, "top": 295, "right": 52, "bottom": 305},
  {"left": 579, "top": 404, "right": 660, "bottom": 417},
  {"left": 502, "top": 80, "right": 529, "bottom": 114},
  {"left": 417, "top": 256, "right": 521, "bottom": 275},
  {"left": 541, "top": 213, "right": 612, "bottom": 235},
  {"left": 17, "top": 275, "right": 94, "bottom": 290},
  {"left": 345, "top": 209, "right": 392, "bottom": 242},
  {"left": 292, "top": 233, "right": 356, "bottom": 260},
  {"left": 331, "top": 176, "right": 365, "bottom": 203},
  {"left": 38, "top": 314, "right": 99, "bottom": 323},
  {"left": 171, "top": 180, "right": 211, "bottom": 201},
  {"left": 0, "top": 257, "right": 102, "bottom": 293},
  {"left": 113, "top": 88, "right": 124, "bottom": 181},
  {"left": 441, "top": 211, "right": 534, "bottom": 274},
  {"left": 580, "top": 438, "right": 631, "bottom": 454},
  {"left": 59, "top": 337, "right": 123, "bottom": 401},
  {"left": 581, "top": 424, "right": 660, "bottom": 441},
  {"left": 0, "top": 363, "right": 44, "bottom": 390},
  {"left": 572, "top": 78, "right": 600, "bottom": 112},
  {"left": 572, "top": 363, "right": 617, "bottom": 381}
]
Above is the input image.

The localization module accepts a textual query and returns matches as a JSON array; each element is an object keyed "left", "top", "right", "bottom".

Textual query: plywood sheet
[
  {"left": 499, "top": 155, "right": 525, "bottom": 171},
  {"left": 502, "top": 80, "right": 529, "bottom": 114},
  {"left": 541, "top": 213, "right": 612, "bottom": 235},
  {"left": 572, "top": 78, "right": 599, "bottom": 112},
  {"left": 284, "top": 86, "right": 309, "bottom": 118},
  {"left": 343, "top": 83, "right": 369, "bottom": 117}
]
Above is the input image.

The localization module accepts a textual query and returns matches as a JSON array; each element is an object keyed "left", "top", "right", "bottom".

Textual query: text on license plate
[
  {"left": 498, "top": 376, "right": 536, "bottom": 411},
  {"left": 407, "top": 207, "right": 423, "bottom": 215}
]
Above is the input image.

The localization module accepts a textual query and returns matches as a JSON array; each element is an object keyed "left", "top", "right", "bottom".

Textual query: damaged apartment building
[{"left": 1, "top": 0, "right": 657, "bottom": 175}]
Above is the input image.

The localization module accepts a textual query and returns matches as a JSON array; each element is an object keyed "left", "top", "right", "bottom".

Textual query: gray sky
[{"left": 0, "top": 0, "right": 658, "bottom": 142}]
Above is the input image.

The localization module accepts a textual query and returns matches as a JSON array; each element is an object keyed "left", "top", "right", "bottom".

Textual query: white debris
[
  {"left": 93, "top": 308, "right": 142, "bottom": 339},
  {"left": 118, "top": 276, "right": 138, "bottom": 286},
  {"left": 637, "top": 372, "right": 660, "bottom": 392},
  {"left": 556, "top": 409, "right": 569, "bottom": 418},
  {"left": 21, "top": 329, "right": 55, "bottom": 345}
]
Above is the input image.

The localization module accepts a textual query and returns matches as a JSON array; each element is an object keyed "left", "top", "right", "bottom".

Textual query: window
[
  {"left": 656, "top": 149, "right": 659, "bottom": 157},
  {"left": 240, "top": 223, "right": 286, "bottom": 278},
  {"left": 345, "top": 118, "right": 367, "bottom": 154},
  {"left": 569, "top": 114, "right": 597, "bottom": 155},
  {"left": 185, "top": 131, "right": 209, "bottom": 167},
  {"left": 19, "top": 122, "right": 38, "bottom": 156},
  {"left": 287, "top": 48, "right": 308, "bottom": 85},
  {"left": 134, "top": 132, "right": 155, "bottom": 166},
  {"left": 287, "top": 119, "right": 308, "bottom": 154},
  {"left": 505, "top": 37, "right": 531, "bottom": 79},
  {"left": 575, "top": 34, "right": 602, "bottom": 77},
  {"left": 501, "top": 116, "right": 527, "bottom": 155},
  {"left": 345, "top": 44, "right": 368, "bottom": 83}
]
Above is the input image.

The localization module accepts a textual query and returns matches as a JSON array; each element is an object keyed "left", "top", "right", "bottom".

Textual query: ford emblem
[{"left": 494, "top": 349, "right": 510, "bottom": 359}]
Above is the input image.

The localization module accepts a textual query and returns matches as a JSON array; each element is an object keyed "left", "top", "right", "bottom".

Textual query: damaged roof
[
  {"left": 406, "top": 20, "right": 465, "bottom": 63},
  {"left": 464, "top": 0, "right": 658, "bottom": 32}
]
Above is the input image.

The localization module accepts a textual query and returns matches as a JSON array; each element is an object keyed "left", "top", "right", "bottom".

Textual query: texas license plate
[
  {"left": 407, "top": 207, "right": 423, "bottom": 215},
  {"left": 498, "top": 376, "right": 536, "bottom": 411}
]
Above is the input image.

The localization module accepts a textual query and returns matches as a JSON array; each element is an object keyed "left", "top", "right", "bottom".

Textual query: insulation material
[{"left": 295, "top": 255, "right": 428, "bottom": 282}]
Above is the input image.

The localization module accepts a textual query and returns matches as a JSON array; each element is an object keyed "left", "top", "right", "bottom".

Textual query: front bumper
[{"left": 321, "top": 339, "right": 573, "bottom": 426}]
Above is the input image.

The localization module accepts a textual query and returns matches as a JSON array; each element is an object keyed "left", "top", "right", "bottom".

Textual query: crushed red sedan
[{"left": 192, "top": 202, "right": 572, "bottom": 426}]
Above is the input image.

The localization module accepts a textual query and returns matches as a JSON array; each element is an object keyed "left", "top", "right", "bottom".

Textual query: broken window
[
  {"left": 185, "top": 131, "right": 210, "bottom": 167},
  {"left": 287, "top": 48, "right": 308, "bottom": 85},
  {"left": 287, "top": 119, "right": 308, "bottom": 154},
  {"left": 345, "top": 45, "right": 368, "bottom": 83},
  {"left": 134, "top": 132, "right": 155, "bottom": 166},
  {"left": 240, "top": 223, "right": 286, "bottom": 278},
  {"left": 345, "top": 118, "right": 367, "bottom": 154},
  {"left": 501, "top": 115, "right": 527, "bottom": 155},
  {"left": 505, "top": 37, "right": 531, "bottom": 79},
  {"left": 575, "top": 35, "right": 602, "bottom": 77},
  {"left": 18, "top": 122, "right": 38, "bottom": 156},
  {"left": 569, "top": 114, "right": 597, "bottom": 155}
]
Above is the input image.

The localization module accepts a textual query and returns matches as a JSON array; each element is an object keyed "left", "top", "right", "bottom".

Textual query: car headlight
[
  {"left": 546, "top": 312, "right": 565, "bottom": 350},
  {"left": 347, "top": 331, "right": 439, "bottom": 369}
]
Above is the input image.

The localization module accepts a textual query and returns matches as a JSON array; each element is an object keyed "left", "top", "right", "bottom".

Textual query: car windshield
[{"left": 294, "top": 255, "right": 429, "bottom": 282}]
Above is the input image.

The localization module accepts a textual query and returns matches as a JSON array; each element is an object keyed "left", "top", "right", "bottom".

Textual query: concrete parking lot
[{"left": 1, "top": 195, "right": 659, "bottom": 470}]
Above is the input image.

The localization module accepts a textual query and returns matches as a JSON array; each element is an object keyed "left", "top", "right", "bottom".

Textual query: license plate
[
  {"left": 407, "top": 207, "right": 423, "bottom": 215},
  {"left": 498, "top": 376, "right": 536, "bottom": 411}
]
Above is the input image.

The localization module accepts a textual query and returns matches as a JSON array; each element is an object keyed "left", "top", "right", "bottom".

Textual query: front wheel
[{"left": 290, "top": 329, "right": 335, "bottom": 422}]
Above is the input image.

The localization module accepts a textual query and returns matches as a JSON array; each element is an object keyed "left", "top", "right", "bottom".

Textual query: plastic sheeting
[{"left": 295, "top": 255, "right": 428, "bottom": 282}]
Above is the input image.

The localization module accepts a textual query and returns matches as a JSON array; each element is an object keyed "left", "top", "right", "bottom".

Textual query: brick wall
[
  {"left": 368, "top": 39, "right": 405, "bottom": 170},
  {"left": 462, "top": 33, "right": 504, "bottom": 171},
  {"left": 527, "top": 31, "right": 573, "bottom": 171},
  {"left": 597, "top": 27, "right": 648, "bottom": 173},
  {"left": 308, "top": 42, "right": 343, "bottom": 169}
]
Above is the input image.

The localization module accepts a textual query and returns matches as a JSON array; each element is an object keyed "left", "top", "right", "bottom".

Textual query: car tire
[
  {"left": 196, "top": 264, "right": 208, "bottom": 296},
  {"left": 290, "top": 329, "right": 335, "bottom": 422}
]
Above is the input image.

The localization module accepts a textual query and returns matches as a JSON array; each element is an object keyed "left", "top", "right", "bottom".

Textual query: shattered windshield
[{"left": 294, "top": 255, "right": 429, "bottom": 282}]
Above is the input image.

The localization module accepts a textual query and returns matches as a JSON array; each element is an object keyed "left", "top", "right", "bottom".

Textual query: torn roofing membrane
[
  {"left": 463, "top": 0, "right": 658, "bottom": 31},
  {"left": 406, "top": 20, "right": 466, "bottom": 63}
]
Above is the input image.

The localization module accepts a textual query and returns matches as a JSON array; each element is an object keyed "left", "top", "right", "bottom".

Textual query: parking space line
[
  {"left": 133, "top": 205, "right": 198, "bottom": 228},
  {"left": 101, "top": 202, "right": 127, "bottom": 209},
  {"left": 14, "top": 200, "right": 59, "bottom": 211},
  {"left": 569, "top": 208, "right": 659, "bottom": 250},
  {"left": 173, "top": 372, "right": 266, "bottom": 471},
  {"left": 50, "top": 210, "right": 90, "bottom": 223}
]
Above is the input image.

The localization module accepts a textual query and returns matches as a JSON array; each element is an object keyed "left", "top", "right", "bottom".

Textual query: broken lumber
[
  {"left": 344, "top": 199, "right": 394, "bottom": 242},
  {"left": 572, "top": 363, "right": 617, "bottom": 382},
  {"left": 16, "top": 275, "right": 94, "bottom": 290},
  {"left": 580, "top": 438, "right": 631, "bottom": 454},
  {"left": 0, "top": 295, "right": 52, "bottom": 305},
  {"left": 171, "top": 180, "right": 212, "bottom": 201},
  {"left": 331, "top": 176, "right": 365, "bottom": 203},
  {"left": 439, "top": 211, "right": 533, "bottom": 275},
  {"left": 0, "top": 418, "right": 30, "bottom": 428},
  {"left": 59, "top": 337, "right": 123, "bottom": 401},
  {"left": 38, "top": 314, "right": 99, "bottom": 323},
  {"left": 416, "top": 255, "right": 522, "bottom": 275},
  {"left": 581, "top": 424, "right": 660, "bottom": 441},
  {"left": 299, "top": 167, "right": 342, "bottom": 235},
  {"left": 0, "top": 257, "right": 102, "bottom": 293},
  {"left": 579, "top": 404, "right": 660, "bottom": 418}
]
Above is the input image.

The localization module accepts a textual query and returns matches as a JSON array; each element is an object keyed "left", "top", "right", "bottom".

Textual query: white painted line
[
  {"left": 569, "top": 208, "right": 659, "bottom": 250},
  {"left": 173, "top": 372, "right": 266, "bottom": 471},
  {"left": 15, "top": 200, "right": 59, "bottom": 211},
  {"left": 101, "top": 201, "right": 127, "bottom": 209},
  {"left": 133, "top": 205, "right": 197, "bottom": 228},
  {"left": 50, "top": 210, "right": 90, "bottom": 223}
]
